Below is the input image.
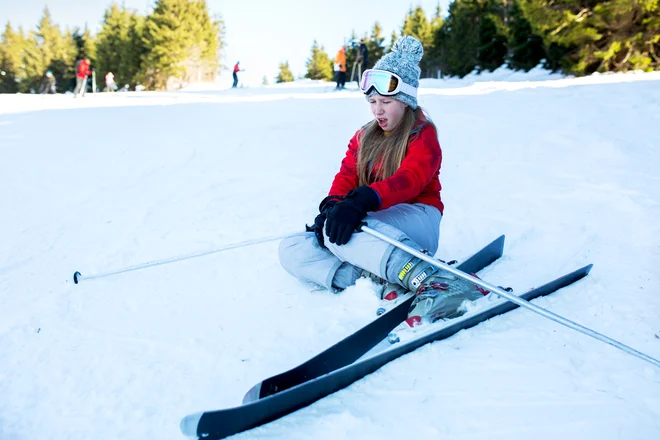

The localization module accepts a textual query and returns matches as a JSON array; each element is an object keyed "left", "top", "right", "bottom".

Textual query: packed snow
[{"left": 1, "top": 68, "right": 659, "bottom": 440}]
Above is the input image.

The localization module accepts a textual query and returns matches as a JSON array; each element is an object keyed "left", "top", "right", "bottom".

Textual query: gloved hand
[
  {"left": 325, "top": 186, "right": 379, "bottom": 246},
  {"left": 313, "top": 195, "right": 342, "bottom": 248}
]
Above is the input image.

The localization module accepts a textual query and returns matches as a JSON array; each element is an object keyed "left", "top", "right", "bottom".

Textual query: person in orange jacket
[{"left": 334, "top": 47, "right": 346, "bottom": 89}]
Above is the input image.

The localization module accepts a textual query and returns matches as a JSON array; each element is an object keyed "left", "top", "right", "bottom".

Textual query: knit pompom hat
[{"left": 367, "top": 35, "right": 423, "bottom": 109}]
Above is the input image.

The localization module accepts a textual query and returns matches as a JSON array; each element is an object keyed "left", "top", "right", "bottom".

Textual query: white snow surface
[{"left": 1, "top": 68, "right": 660, "bottom": 440}]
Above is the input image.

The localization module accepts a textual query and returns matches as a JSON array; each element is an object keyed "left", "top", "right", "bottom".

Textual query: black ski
[
  {"left": 181, "top": 262, "right": 591, "bottom": 439},
  {"left": 243, "top": 235, "right": 505, "bottom": 403}
]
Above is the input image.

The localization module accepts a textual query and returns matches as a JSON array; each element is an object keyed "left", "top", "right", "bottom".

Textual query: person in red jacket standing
[
  {"left": 279, "top": 36, "right": 485, "bottom": 325},
  {"left": 232, "top": 61, "right": 241, "bottom": 88},
  {"left": 74, "top": 58, "right": 91, "bottom": 98}
]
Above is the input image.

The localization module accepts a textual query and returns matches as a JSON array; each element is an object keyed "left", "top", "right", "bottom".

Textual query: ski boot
[{"left": 398, "top": 256, "right": 489, "bottom": 326}]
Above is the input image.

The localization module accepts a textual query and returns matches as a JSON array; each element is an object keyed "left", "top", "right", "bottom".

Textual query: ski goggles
[{"left": 360, "top": 69, "right": 417, "bottom": 98}]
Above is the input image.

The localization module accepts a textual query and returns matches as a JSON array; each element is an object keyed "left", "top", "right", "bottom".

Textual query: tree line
[
  {"left": 296, "top": 0, "right": 659, "bottom": 83},
  {"left": 0, "top": 0, "right": 223, "bottom": 93},
  {"left": 2, "top": 0, "right": 656, "bottom": 92}
]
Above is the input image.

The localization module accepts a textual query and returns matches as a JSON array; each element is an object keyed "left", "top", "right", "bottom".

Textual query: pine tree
[
  {"left": 36, "top": 7, "right": 61, "bottom": 66},
  {"left": 388, "top": 30, "right": 398, "bottom": 51},
  {"left": 60, "top": 28, "right": 79, "bottom": 91},
  {"left": 127, "top": 14, "right": 148, "bottom": 87},
  {"left": 96, "top": 3, "right": 148, "bottom": 90},
  {"left": 140, "top": 0, "right": 184, "bottom": 88},
  {"left": 430, "top": 21, "right": 448, "bottom": 77},
  {"left": 35, "top": 7, "right": 72, "bottom": 91},
  {"left": 431, "top": 3, "right": 444, "bottom": 30},
  {"left": 507, "top": 0, "right": 546, "bottom": 71},
  {"left": 21, "top": 32, "right": 45, "bottom": 92},
  {"left": 518, "top": 0, "right": 660, "bottom": 74},
  {"left": 0, "top": 23, "right": 24, "bottom": 93},
  {"left": 96, "top": 4, "right": 131, "bottom": 89},
  {"left": 305, "top": 40, "right": 333, "bottom": 80},
  {"left": 426, "top": 4, "right": 445, "bottom": 78},
  {"left": 140, "top": 0, "right": 191, "bottom": 88},
  {"left": 440, "top": 0, "right": 480, "bottom": 77},
  {"left": 401, "top": 6, "right": 435, "bottom": 76},
  {"left": 366, "top": 22, "right": 386, "bottom": 69},
  {"left": 276, "top": 60, "right": 294, "bottom": 83},
  {"left": 402, "top": 6, "right": 433, "bottom": 45},
  {"left": 73, "top": 27, "right": 96, "bottom": 62},
  {"left": 182, "top": 0, "right": 222, "bottom": 83},
  {"left": 476, "top": 0, "right": 509, "bottom": 72},
  {"left": 212, "top": 13, "right": 226, "bottom": 67},
  {"left": 140, "top": 0, "right": 222, "bottom": 89}
]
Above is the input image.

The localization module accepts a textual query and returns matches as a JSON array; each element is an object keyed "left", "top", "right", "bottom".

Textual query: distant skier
[
  {"left": 232, "top": 62, "right": 242, "bottom": 88},
  {"left": 334, "top": 46, "right": 346, "bottom": 89},
  {"left": 105, "top": 71, "right": 117, "bottom": 92},
  {"left": 74, "top": 58, "right": 91, "bottom": 98},
  {"left": 38, "top": 70, "right": 56, "bottom": 94},
  {"left": 357, "top": 38, "right": 369, "bottom": 78},
  {"left": 279, "top": 36, "right": 485, "bottom": 325}
]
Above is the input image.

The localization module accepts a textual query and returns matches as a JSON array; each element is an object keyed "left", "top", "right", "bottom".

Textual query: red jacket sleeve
[
  {"left": 369, "top": 124, "right": 441, "bottom": 210},
  {"left": 328, "top": 132, "right": 360, "bottom": 197}
]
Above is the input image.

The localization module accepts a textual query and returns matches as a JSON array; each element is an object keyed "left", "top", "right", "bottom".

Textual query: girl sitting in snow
[{"left": 279, "top": 36, "right": 485, "bottom": 324}]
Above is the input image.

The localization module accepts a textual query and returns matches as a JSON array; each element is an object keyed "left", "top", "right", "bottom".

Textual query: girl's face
[{"left": 368, "top": 94, "right": 407, "bottom": 131}]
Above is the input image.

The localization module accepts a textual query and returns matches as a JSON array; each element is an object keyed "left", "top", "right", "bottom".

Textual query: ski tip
[
  {"left": 493, "top": 235, "right": 505, "bottom": 251},
  {"left": 572, "top": 264, "right": 594, "bottom": 279},
  {"left": 242, "top": 382, "right": 262, "bottom": 404},
  {"left": 180, "top": 412, "right": 202, "bottom": 437},
  {"left": 73, "top": 271, "right": 82, "bottom": 284}
]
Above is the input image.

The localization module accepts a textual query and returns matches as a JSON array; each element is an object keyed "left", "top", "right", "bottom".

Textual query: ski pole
[
  {"left": 72, "top": 231, "right": 302, "bottom": 284},
  {"left": 359, "top": 224, "right": 660, "bottom": 369}
]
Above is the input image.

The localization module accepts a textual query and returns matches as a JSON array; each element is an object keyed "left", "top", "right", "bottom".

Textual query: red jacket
[
  {"left": 328, "top": 120, "right": 444, "bottom": 214},
  {"left": 76, "top": 59, "right": 91, "bottom": 79}
]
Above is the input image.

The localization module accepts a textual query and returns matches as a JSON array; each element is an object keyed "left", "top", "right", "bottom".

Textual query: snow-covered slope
[{"left": 1, "top": 69, "right": 659, "bottom": 440}]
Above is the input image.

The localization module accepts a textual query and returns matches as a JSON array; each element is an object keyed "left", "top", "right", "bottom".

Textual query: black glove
[
  {"left": 312, "top": 195, "right": 342, "bottom": 248},
  {"left": 325, "top": 186, "right": 379, "bottom": 246}
]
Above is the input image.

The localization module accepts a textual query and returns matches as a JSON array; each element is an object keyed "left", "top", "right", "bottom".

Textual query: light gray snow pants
[{"left": 278, "top": 203, "right": 442, "bottom": 291}]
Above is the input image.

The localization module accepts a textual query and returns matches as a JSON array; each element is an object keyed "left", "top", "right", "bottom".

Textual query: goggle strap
[{"left": 398, "top": 82, "right": 418, "bottom": 98}]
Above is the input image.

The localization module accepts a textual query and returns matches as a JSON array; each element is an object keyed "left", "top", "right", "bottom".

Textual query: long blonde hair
[{"left": 357, "top": 107, "right": 432, "bottom": 186}]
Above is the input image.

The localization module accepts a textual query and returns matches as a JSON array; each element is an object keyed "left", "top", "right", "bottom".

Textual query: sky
[
  {"left": 0, "top": 0, "right": 450, "bottom": 86},
  {"left": 1, "top": 69, "right": 659, "bottom": 439}
]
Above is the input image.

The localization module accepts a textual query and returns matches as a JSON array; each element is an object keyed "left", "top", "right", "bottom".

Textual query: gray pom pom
[{"left": 392, "top": 36, "right": 424, "bottom": 62}]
